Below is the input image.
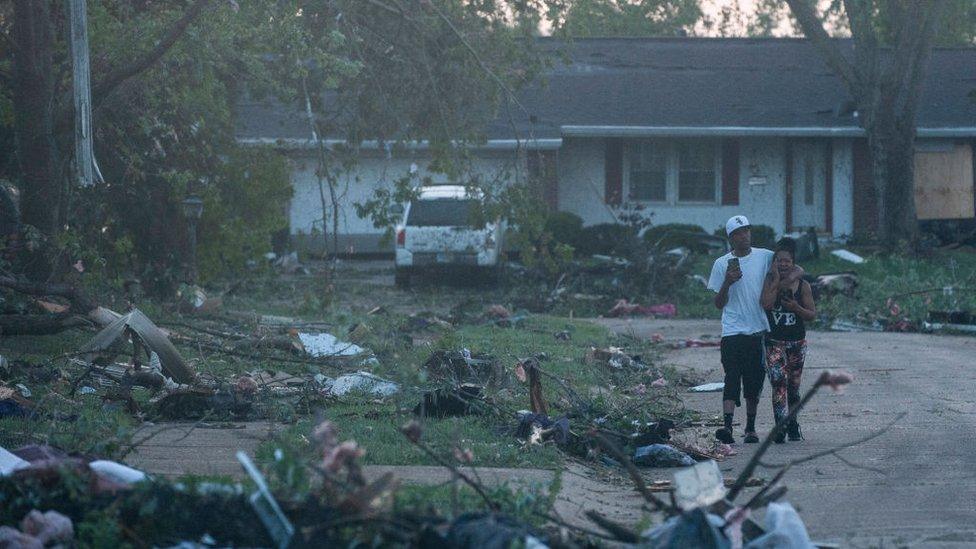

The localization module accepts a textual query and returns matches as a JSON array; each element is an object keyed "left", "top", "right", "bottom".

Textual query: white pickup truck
[{"left": 394, "top": 186, "right": 505, "bottom": 287}]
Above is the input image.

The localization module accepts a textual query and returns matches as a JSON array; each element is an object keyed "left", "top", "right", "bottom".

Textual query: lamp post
[{"left": 181, "top": 195, "right": 204, "bottom": 284}]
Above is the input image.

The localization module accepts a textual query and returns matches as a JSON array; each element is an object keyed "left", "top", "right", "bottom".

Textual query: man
[{"left": 707, "top": 215, "right": 774, "bottom": 444}]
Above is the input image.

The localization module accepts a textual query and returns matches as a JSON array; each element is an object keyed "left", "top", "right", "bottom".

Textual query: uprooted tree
[{"left": 783, "top": 0, "right": 952, "bottom": 246}]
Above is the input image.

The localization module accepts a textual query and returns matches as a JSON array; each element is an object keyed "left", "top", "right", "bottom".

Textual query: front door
[{"left": 790, "top": 140, "right": 828, "bottom": 232}]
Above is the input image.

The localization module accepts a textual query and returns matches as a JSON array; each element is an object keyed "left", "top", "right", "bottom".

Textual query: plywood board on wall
[{"left": 914, "top": 143, "right": 974, "bottom": 220}]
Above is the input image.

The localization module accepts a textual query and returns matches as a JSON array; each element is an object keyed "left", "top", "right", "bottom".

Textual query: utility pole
[{"left": 69, "top": 0, "right": 94, "bottom": 187}]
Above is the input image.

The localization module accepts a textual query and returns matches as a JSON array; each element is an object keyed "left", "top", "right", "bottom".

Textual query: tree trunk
[
  {"left": 13, "top": 0, "right": 61, "bottom": 240},
  {"left": 866, "top": 116, "right": 919, "bottom": 246}
]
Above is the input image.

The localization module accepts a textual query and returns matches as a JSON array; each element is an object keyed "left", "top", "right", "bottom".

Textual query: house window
[
  {"left": 629, "top": 141, "right": 667, "bottom": 201},
  {"left": 677, "top": 142, "right": 717, "bottom": 202},
  {"left": 803, "top": 156, "right": 814, "bottom": 205}
]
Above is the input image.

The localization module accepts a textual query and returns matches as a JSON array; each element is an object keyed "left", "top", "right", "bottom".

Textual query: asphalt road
[{"left": 596, "top": 318, "right": 976, "bottom": 548}]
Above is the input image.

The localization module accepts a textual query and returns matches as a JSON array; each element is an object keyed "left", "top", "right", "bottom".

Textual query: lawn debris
[
  {"left": 924, "top": 310, "right": 976, "bottom": 333},
  {"left": 151, "top": 386, "right": 253, "bottom": 420},
  {"left": 633, "top": 444, "right": 695, "bottom": 467},
  {"left": 585, "top": 346, "right": 646, "bottom": 370},
  {"left": 0, "top": 446, "right": 29, "bottom": 476},
  {"left": 0, "top": 386, "right": 35, "bottom": 418},
  {"left": 297, "top": 332, "right": 368, "bottom": 358},
  {"left": 630, "top": 419, "right": 675, "bottom": 446},
  {"left": 672, "top": 460, "right": 727, "bottom": 510},
  {"left": 423, "top": 349, "right": 500, "bottom": 385},
  {"left": 554, "top": 330, "right": 572, "bottom": 341},
  {"left": 237, "top": 451, "right": 295, "bottom": 549},
  {"left": 829, "top": 319, "right": 883, "bottom": 332},
  {"left": 413, "top": 384, "right": 484, "bottom": 418},
  {"left": 519, "top": 357, "right": 548, "bottom": 415},
  {"left": 516, "top": 411, "right": 570, "bottom": 446},
  {"left": 81, "top": 308, "right": 196, "bottom": 384},
  {"left": 606, "top": 300, "right": 677, "bottom": 318},
  {"left": 176, "top": 284, "right": 223, "bottom": 315},
  {"left": 689, "top": 382, "right": 725, "bottom": 393},
  {"left": 810, "top": 271, "right": 858, "bottom": 299},
  {"left": 323, "top": 371, "right": 399, "bottom": 397},
  {"left": 830, "top": 249, "right": 865, "bottom": 264}
]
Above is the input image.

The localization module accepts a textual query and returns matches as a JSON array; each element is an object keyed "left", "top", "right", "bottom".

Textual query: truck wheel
[{"left": 394, "top": 269, "right": 411, "bottom": 288}]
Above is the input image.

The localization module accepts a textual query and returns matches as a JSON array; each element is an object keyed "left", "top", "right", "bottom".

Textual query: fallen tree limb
[
  {"left": 0, "top": 313, "right": 91, "bottom": 335},
  {"left": 588, "top": 430, "right": 674, "bottom": 514},
  {"left": 726, "top": 370, "right": 854, "bottom": 501}
]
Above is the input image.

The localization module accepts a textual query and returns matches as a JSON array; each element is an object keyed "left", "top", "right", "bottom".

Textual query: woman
[{"left": 761, "top": 237, "right": 816, "bottom": 443}]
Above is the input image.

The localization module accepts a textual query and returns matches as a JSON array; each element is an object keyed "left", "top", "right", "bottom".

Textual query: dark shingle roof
[{"left": 237, "top": 38, "right": 976, "bottom": 142}]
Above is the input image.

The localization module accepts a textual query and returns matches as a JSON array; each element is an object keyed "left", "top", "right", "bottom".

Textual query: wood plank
[{"left": 914, "top": 143, "right": 974, "bottom": 220}]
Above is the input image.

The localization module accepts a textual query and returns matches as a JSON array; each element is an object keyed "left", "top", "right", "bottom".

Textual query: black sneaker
[
  {"left": 743, "top": 432, "right": 760, "bottom": 444},
  {"left": 787, "top": 421, "right": 803, "bottom": 441},
  {"left": 715, "top": 427, "right": 735, "bottom": 444},
  {"left": 773, "top": 429, "right": 786, "bottom": 444}
]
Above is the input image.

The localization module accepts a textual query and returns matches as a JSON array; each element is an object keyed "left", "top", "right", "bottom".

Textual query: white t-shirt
[{"left": 707, "top": 248, "right": 774, "bottom": 337}]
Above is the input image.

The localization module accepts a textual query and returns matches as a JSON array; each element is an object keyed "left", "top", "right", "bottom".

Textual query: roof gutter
[
  {"left": 236, "top": 137, "right": 563, "bottom": 150},
  {"left": 561, "top": 126, "right": 976, "bottom": 138}
]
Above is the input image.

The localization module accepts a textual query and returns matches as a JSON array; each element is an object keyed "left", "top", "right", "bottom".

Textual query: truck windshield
[{"left": 406, "top": 199, "right": 479, "bottom": 227}]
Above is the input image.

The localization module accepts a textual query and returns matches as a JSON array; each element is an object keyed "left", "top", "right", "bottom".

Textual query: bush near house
[
  {"left": 643, "top": 223, "right": 711, "bottom": 252},
  {"left": 575, "top": 223, "right": 641, "bottom": 257},
  {"left": 544, "top": 211, "right": 584, "bottom": 252}
]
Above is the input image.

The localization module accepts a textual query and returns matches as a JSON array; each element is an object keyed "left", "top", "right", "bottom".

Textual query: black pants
[{"left": 720, "top": 334, "right": 766, "bottom": 407}]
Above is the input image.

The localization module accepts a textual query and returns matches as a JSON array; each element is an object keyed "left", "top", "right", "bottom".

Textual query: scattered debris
[
  {"left": 297, "top": 332, "right": 368, "bottom": 358},
  {"left": 516, "top": 412, "right": 570, "bottom": 446},
  {"left": 811, "top": 271, "right": 858, "bottom": 298},
  {"left": 237, "top": 451, "right": 295, "bottom": 549},
  {"left": 0, "top": 386, "right": 34, "bottom": 418},
  {"left": 676, "top": 339, "right": 721, "bottom": 349},
  {"left": 830, "top": 249, "right": 865, "bottom": 264},
  {"left": 323, "top": 371, "right": 399, "bottom": 397},
  {"left": 554, "top": 330, "right": 572, "bottom": 341},
  {"left": 424, "top": 349, "right": 500, "bottom": 384},
  {"left": 413, "top": 384, "right": 483, "bottom": 417},
  {"left": 607, "top": 300, "right": 677, "bottom": 318},
  {"left": 585, "top": 347, "right": 647, "bottom": 370},
  {"left": 631, "top": 420, "right": 674, "bottom": 446},
  {"left": 442, "top": 512, "right": 544, "bottom": 549},
  {"left": 633, "top": 444, "right": 696, "bottom": 467},
  {"left": 672, "top": 460, "right": 727, "bottom": 510},
  {"left": 829, "top": 319, "right": 883, "bottom": 333},
  {"left": 82, "top": 308, "right": 196, "bottom": 384},
  {"left": 273, "top": 251, "right": 308, "bottom": 275},
  {"left": 0, "top": 446, "right": 29, "bottom": 476},
  {"left": 176, "top": 284, "right": 223, "bottom": 315},
  {"left": 689, "top": 382, "right": 725, "bottom": 393}
]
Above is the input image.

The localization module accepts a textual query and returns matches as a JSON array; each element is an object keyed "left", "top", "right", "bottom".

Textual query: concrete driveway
[{"left": 596, "top": 318, "right": 976, "bottom": 548}]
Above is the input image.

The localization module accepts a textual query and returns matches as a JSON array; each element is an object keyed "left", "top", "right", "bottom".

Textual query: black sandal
[{"left": 743, "top": 432, "right": 759, "bottom": 443}]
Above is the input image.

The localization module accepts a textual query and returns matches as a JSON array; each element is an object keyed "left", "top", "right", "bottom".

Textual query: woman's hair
[{"left": 775, "top": 237, "right": 797, "bottom": 260}]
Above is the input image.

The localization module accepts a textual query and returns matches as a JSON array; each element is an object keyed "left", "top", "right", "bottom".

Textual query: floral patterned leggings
[{"left": 764, "top": 339, "right": 807, "bottom": 424}]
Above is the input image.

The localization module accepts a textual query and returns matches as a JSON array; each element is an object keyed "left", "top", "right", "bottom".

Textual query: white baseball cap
[{"left": 725, "top": 215, "right": 751, "bottom": 236}]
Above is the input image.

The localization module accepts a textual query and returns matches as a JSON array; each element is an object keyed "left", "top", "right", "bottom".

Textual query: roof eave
[{"left": 235, "top": 137, "right": 563, "bottom": 150}]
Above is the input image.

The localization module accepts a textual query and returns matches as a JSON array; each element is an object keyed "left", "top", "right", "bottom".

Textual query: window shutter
[
  {"left": 605, "top": 138, "right": 623, "bottom": 205},
  {"left": 721, "top": 138, "right": 740, "bottom": 205}
]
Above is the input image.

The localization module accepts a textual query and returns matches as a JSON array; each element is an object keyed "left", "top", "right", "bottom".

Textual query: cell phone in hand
[{"left": 727, "top": 257, "right": 740, "bottom": 271}]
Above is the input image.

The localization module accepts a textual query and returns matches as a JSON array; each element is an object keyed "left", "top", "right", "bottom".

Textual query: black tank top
[{"left": 766, "top": 284, "right": 806, "bottom": 341}]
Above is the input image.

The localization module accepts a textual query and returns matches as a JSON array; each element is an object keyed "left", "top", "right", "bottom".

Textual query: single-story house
[{"left": 236, "top": 38, "right": 976, "bottom": 254}]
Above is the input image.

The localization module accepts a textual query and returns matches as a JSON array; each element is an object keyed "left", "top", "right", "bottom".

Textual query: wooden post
[
  {"left": 69, "top": 0, "right": 94, "bottom": 187},
  {"left": 784, "top": 139, "right": 794, "bottom": 232}
]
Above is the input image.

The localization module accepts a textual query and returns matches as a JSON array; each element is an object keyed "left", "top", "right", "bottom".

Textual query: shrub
[
  {"left": 643, "top": 223, "right": 710, "bottom": 252},
  {"left": 544, "top": 211, "right": 584, "bottom": 251},
  {"left": 576, "top": 223, "right": 641, "bottom": 257}
]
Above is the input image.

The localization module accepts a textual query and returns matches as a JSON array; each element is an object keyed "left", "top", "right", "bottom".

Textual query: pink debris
[{"left": 606, "top": 300, "right": 676, "bottom": 318}]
